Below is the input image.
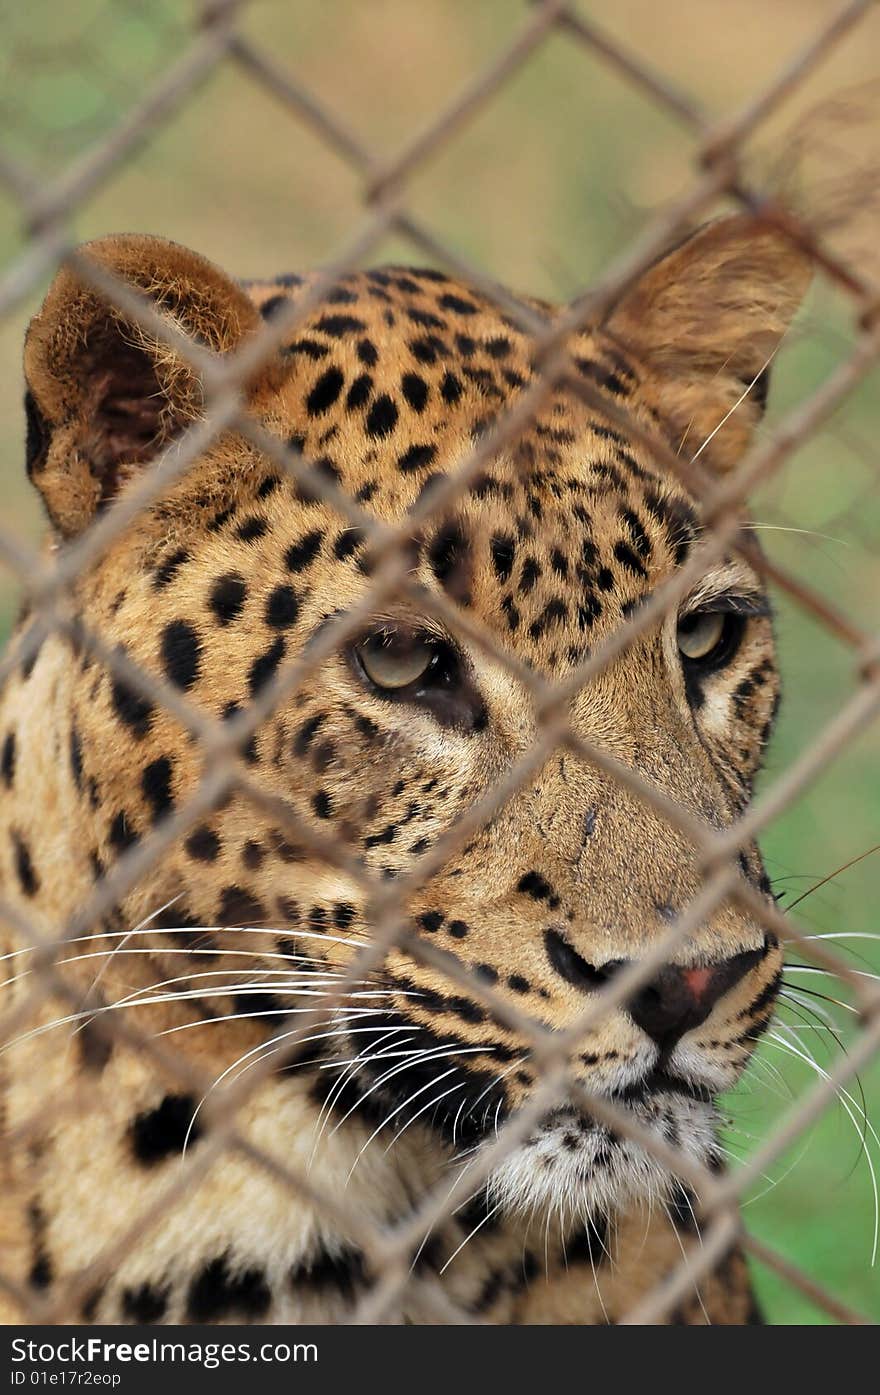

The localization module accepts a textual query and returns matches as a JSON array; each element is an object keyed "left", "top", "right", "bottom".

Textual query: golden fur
[{"left": 0, "top": 220, "right": 809, "bottom": 1323}]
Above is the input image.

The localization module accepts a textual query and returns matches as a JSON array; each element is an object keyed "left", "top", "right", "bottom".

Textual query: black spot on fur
[
  {"left": 517, "top": 870, "right": 553, "bottom": 900},
  {"left": 242, "top": 839, "right": 264, "bottom": 870},
  {"left": 208, "top": 504, "right": 236, "bottom": 533},
  {"left": 306, "top": 367, "right": 345, "bottom": 415},
  {"left": 218, "top": 885, "right": 265, "bottom": 926},
  {"left": 365, "top": 394, "right": 399, "bottom": 438},
  {"left": 439, "top": 292, "right": 478, "bottom": 315},
  {"left": 69, "top": 727, "right": 83, "bottom": 791},
  {"left": 153, "top": 548, "right": 189, "bottom": 590},
  {"left": 290, "top": 1245, "right": 366, "bottom": 1299},
  {"left": 401, "top": 373, "right": 429, "bottom": 411},
  {"left": 485, "top": 336, "right": 511, "bottom": 359},
  {"left": 428, "top": 521, "right": 470, "bottom": 597},
  {"left": 550, "top": 548, "right": 568, "bottom": 578},
  {"left": 259, "top": 294, "right": 290, "bottom": 321},
  {"left": 365, "top": 822, "right": 397, "bottom": 849},
  {"left": 441, "top": 371, "right": 463, "bottom": 404},
  {"left": 29, "top": 1255, "right": 52, "bottom": 1289},
  {"left": 78, "top": 1017, "right": 113, "bottom": 1072},
  {"left": 111, "top": 675, "right": 153, "bottom": 738},
  {"left": 209, "top": 573, "right": 247, "bottom": 625},
  {"left": 529, "top": 598, "right": 568, "bottom": 640},
  {"left": 410, "top": 335, "right": 445, "bottom": 365},
  {"left": 334, "top": 529, "right": 364, "bottom": 561},
  {"left": 21, "top": 636, "right": 43, "bottom": 682},
  {"left": 155, "top": 908, "right": 216, "bottom": 957},
  {"left": 265, "top": 584, "right": 299, "bottom": 628},
  {"left": 613, "top": 540, "right": 647, "bottom": 578},
  {"left": 141, "top": 756, "right": 174, "bottom": 823},
  {"left": 122, "top": 1282, "right": 169, "bottom": 1323},
  {"left": 1, "top": 731, "right": 15, "bottom": 787},
  {"left": 236, "top": 516, "right": 268, "bottom": 543},
  {"left": 223, "top": 702, "right": 259, "bottom": 764},
  {"left": 12, "top": 833, "right": 38, "bottom": 896},
  {"left": 345, "top": 373, "right": 373, "bottom": 410},
  {"left": 160, "top": 620, "right": 201, "bottom": 691},
  {"left": 316, "top": 314, "right": 366, "bottom": 337},
  {"left": 187, "top": 1254, "right": 271, "bottom": 1322},
  {"left": 576, "top": 357, "right": 628, "bottom": 397},
  {"left": 519, "top": 557, "right": 540, "bottom": 594},
  {"left": 397, "top": 443, "right": 437, "bottom": 474},
  {"left": 108, "top": 811, "right": 137, "bottom": 855},
  {"left": 248, "top": 636, "right": 286, "bottom": 696},
  {"left": 474, "top": 963, "right": 498, "bottom": 985},
  {"left": 286, "top": 529, "right": 324, "bottom": 573},
  {"left": 131, "top": 1094, "right": 200, "bottom": 1165},
  {"left": 185, "top": 825, "right": 220, "bottom": 862},
  {"left": 294, "top": 712, "right": 325, "bottom": 754},
  {"left": 407, "top": 306, "right": 444, "bottom": 328},
  {"left": 622, "top": 508, "right": 651, "bottom": 560},
  {"left": 490, "top": 534, "right": 515, "bottom": 583}
]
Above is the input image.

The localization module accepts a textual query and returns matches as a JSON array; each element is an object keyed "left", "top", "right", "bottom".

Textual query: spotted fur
[{"left": 0, "top": 221, "right": 811, "bottom": 1323}]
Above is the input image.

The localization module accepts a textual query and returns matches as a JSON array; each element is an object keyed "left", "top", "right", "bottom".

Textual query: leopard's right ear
[
  {"left": 23, "top": 235, "right": 265, "bottom": 537},
  {"left": 606, "top": 215, "right": 812, "bottom": 472}
]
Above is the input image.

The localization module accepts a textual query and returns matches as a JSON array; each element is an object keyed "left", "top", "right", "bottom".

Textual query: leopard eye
[
  {"left": 350, "top": 625, "right": 485, "bottom": 731},
  {"left": 677, "top": 610, "right": 742, "bottom": 666},
  {"left": 677, "top": 611, "right": 725, "bottom": 660},
  {"left": 355, "top": 629, "right": 440, "bottom": 691}
]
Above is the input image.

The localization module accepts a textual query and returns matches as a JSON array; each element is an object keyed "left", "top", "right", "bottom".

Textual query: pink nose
[
  {"left": 681, "top": 966, "right": 714, "bottom": 1000},
  {"left": 625, "top": 946, "right": 766, "bottom": 1050}
]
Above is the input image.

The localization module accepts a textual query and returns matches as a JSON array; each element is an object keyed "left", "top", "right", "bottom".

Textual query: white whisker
[
  {"left": 345, "top": 1070, "right": 463, "bottom": 1184},
  {"left": 438, "top": 1196, "right": 504, "bottom": 1275},
  {"left": 327, "top": 1043, "right": 485, "bottom": 1141},
  {"left": 689, "top": 346, "right": 779, "bottom": 464},
  {"left": 764, "top": 1029, "right": 878, "bottom": 1265},
  {"left": 747, "top": 524, "right": 850, "bottom": 547},
  {"left": 0, "top": 920, "right": 368, "bottom": 958},
  {"left": 662, "top": 1198, "right": 710, "bottom": 1325},
  {"left": 382, "top": 1078, "right": 469, "bottom": 1154},
  {"left": 309, "top": 1028, "right": 415, "bottom": 1153}
]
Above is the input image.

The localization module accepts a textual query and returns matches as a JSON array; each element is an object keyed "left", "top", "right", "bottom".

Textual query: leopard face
[{"left": 6, "top": 219, "right": 810, "bottom": 1264}]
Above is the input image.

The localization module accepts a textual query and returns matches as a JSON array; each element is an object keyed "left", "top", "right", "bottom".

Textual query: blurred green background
[{"left": 0, "top": 0, "right": 877, "bottom": 1323}]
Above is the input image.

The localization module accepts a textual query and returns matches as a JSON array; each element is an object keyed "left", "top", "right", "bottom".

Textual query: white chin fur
[{"left": 487, "top": 1092, "right": 719, "bottom": 1221}]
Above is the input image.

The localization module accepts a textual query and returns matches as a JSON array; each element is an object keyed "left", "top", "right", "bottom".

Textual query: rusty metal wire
[{"left": 0, "top": 0, "right": 877, "bottom": 1327}]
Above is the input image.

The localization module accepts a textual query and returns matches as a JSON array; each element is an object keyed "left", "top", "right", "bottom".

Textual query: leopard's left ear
[
  {"left": 607, "top": 215, "right": 813, "bottom": 471},
  {"left": 23, "top": 234, "right": 267, "bottom": 537}
]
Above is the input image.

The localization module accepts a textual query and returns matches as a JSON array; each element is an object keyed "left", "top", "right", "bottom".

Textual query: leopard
[{"left": 0, "top": 215, "right": 811, "bottom": 1324}]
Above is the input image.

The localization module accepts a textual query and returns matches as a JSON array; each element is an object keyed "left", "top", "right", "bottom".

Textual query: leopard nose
[{"left": 619, "top": 946, "right": 765, "bottom": 1051}]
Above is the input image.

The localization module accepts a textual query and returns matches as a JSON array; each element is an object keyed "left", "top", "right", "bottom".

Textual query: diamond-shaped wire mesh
[{"left": 0, "top": 0, "right": 877, "bottom": 1326}]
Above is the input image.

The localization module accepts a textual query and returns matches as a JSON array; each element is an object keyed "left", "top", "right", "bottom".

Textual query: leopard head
[{"left": 19, "top": 216, "right": 810, "bottom": 1222}]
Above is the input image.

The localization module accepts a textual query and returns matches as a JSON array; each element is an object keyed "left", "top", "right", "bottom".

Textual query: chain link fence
[{"left": 0, "top": 0, "right": 878, "bottom": 1326}]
